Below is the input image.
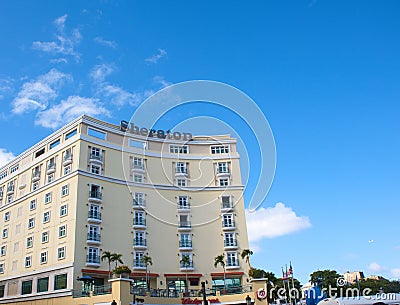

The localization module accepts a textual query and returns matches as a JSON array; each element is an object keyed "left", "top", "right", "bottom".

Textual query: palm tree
[
  {"left": 101, "top": 251, "right": 113, "bottom": 280},
  {"left": 214, "top": 254, "right": 226, "bottom": 290},
  {"left": 141, "top": 255, "right": 152, "bottom": 292},
  {"left": 180, "top": 255, "right": 191, "bottom": 295},
  {"left": 111, "top": 253, "right": 124, "bottom": 268},
  {"left": 241, "top": 249, "right": 253, "bottom": 268}
]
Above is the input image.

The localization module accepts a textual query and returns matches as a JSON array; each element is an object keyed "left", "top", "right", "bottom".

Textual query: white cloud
[
  {"left": 12, "top": 69, "right": 71, "bottom": 114},
  {"left": 153, "top": 75, "right": 172, "bottom": 88},
  {"left": 0, "top": 148, "right": 15, "bottom": 167},
  {"left": 100, "top": 84, "right": 143, "bottom": 107},
  {"left": 90, "top": 64, "right": 115, "bottom": 83},
  {"left": 145, "top": 49, "right": 167, "bottom": 64},
  {"left": 94, "top": 37, "right": 117, "bottom": 49},
  {"left": 368, "top": 262, "right": 383, "bottom": 273},
  {"left": 32, "top": 14, "right": 82, "bottom": 61},
  {"left": 35, "top": 96, "right": 110, "bottom": 129},
  {"left": 391, "top": 268, "right": 400, "bottom": 278},
  {"left": 246, "top": 202, "right": 311, "bottom": 241},
  {"left": 0, "top": 78, "right": 13, "bottom": 100}
]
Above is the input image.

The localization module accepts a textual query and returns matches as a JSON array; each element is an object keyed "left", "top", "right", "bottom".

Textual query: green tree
[
  {"left": 241, "top": 249, "right": 253, "bottom": 268},
  {"left": 141, "top": 255, "right": 153, "bottom": 292},
  {"left": 214, "top": 254, "right": 226, "bottom": 289},
  {"left": 310, "top": 269, "right": 341, "bottom": 291},
  {"left": 111, "top": 253, "right": 124, "bottom": 268},
  {"left": 101, "top": 251, "right": 113, "bottom": 280},
  {"left": 180, "top": 255, "right": 191, "bottom": 295}
]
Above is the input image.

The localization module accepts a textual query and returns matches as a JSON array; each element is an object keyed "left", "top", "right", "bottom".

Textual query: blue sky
[{"left": 0, "top": 1, "right": 399, "bottom": 284}]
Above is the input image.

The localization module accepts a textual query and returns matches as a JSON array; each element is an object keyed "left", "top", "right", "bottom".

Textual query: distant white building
[{"left": 343, "top": 271, "right": 365, "bottom": 284}]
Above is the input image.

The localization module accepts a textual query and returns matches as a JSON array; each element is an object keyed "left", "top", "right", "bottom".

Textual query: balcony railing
[
  {"left": 133, "top": 239, "right": 147, "bottom": 247},
  {"left": 47, "top": 163, "right": 56, "bottom": 171},
  {"left": 133, "top": 164, "right": 144, "bottom": 170},
  {"left": 86, "top": 254, "right": 100, "bottom": 264},
  {"left": 179, "top": 240, "right": 192, "bottom": 248},
  {"left": 133, "top": 218, "right": 146, "bottom": 226},
  {"left": 89, "top": 191, "right": 102, "bottom": 200},
  {"left": 224, "top": 240, "right": 238, "bottom": 247},
  {"left": 7, "top": 186, "right": 14, "bottom": 193},
  {"left": 64, "top": 154, "right": 72, "bottom": 162},
  {"left": 221, "top": 202, "right": 233, "bottom": 210},
  {"left": 133, "top": 260, "right": 146, "bottom": 268},
  {"left": 226, "top": 261, "right": 239, "bottom": 267},
  {"left": 32, "top": 171, "right": 41, "bottom": 179},
  {"left": 180, "top": 261, "right": 194, "bottom": 268},
  {"left": 222, "top": 221, "right": 235, "bottom": 228},
  {"left": 133, "top": 199, "right": 146, "bottom": 208},
  {"left": 93, "top": 284, "right": 112, "bottom": 295},
  {"left": 87, "top": 232, "right": 101, "bottom": 242},
  {"left": 175, "top": 168, "right": 188, "bottom": 174},
  {"left": 90, "top": 154, "right": 103, "bottom": 162},
  {"left": 178, "top": 204, "right": 190, "bottom": 210},
  {"left": 88, "top": 211, "right": 102, "bottom": 220},
  {"left": 178, "top": 222, "right": 191, "bottom": 228}
]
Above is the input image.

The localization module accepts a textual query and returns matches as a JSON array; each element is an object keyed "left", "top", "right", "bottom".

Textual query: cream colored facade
[{"left": 0, "top": 115, "right": 250, "bottom": 303}]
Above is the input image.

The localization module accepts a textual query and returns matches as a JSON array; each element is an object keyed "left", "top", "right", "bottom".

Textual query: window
[
  {"left": 6, "top": 194, "right": 13, "bottom": 204},
  {"left": 226, "top": 252, "right": 238, "bottom": 267},
  {"left": 0, "top": 186, "right": 3, "bottom": 199},
  {"left": 134, "top": 251, "right": 145, "bottom": 267},
  {"left": 224, "top": 233, "right": 237, "bottom": 247},
  {"left": 54, "top": 274, "right": 67, "bottom": 290},
  {"left": 178, "top": 214, "right": 190, "bottom": 228},
  {"left": 40, "top": 251, "right": 48, "bottom": 264},
  {"left": 60, "top": 204, "right": 68, "bottom": 217},
  {"left": 43, "top": 211, "right": 50, "bottom": 223},
  {"left": 0, "top": 263, "right": 4, "bottom": 273},
  {"left": 10, "top": 164, "right": 19, "bottom": 173},
  {"left": 37, "top": 277, "right": 49, "bottom": 293},
  {"left": 222, "top": 214, "right": 234, "bottom": 228},
  {"left": 35, "top": 147, "right": 45, "bottom": 158},
  {"left": 65, "top": 128, "right": 77, "bottom": 140},
  {"left": 8, "top": 181, "right": 15, "bottom": 193},
  {"left": 90, "top": 164, "right": 101, "bottom": 175},
  {"left": 49, "top": 139, "right": 60, "bottom": 149},
  {"left": 219, "top": 178, "right": 229, "bottom": 186},
  {"left": 2, "top": 228, "right": 8, "bottom": 238},
  {"left": 218, "top": 162, "right": 229, "bottom": 173},
  {"left": 0, "top": 284, "right": 4, "bottom": 297},
  {"left": 89, "top": 204, "right": 101, "bottom": 220},
  {"left": 176, "top": 162, "right": 187, "bottom": 174},
  {"left": 30, "top": 199, "right": 37, "bottom": 210},
  {"left": 211, "top": 145, "right": 229, "bottom": 154},
  {"left": 4, "top": 211, "right": 10, "bottom": 222},
  {"left": 134, "top": 211, "right": 145, "bottom": 226},
  {"left": 180, "top": 233, "right": 191, "bottom": 247},
  {"left": 25, "top": 256, "right": 32, "bottom": 268},
  {"left": 0, "top": 245, "right": 6, "bottom": 256},
  {"left": 21, "top": 280, "right": 33, "bottom": 295},
  {"left": 88, "top": 127, "right": 106, "bottom": 140},
  {"left": 87, "top": 247, "right": 99, "bottom": 263},
  {"left": 61, "top": 184, "right": 69, "bottom": 196},
  {"left": 90, "top": 147, "right": 102, "bottom": 161},
  {"left": 129, "top": 139, "right": 146, "bottom": 149},
  {"left": 133, "top": 157, "right": 144, "bottom": 169},
  {"left": 32, "top": 180, "right": 39, "bottom": 190},
  {"left": 90, "top": 184, "right": 102, "bottom": 199},
  {"left": 58, "top": 246, "right": 66, "bottom": 260},
  {"left": 64, "top": 164, "right": 71, "bottom": 175},
  {"left": 169, "top": 145, "right": 188, "bottom": 154},
  {"left": 178, "top": 196, "right": 189, "bottom": 209},
  {"left": 47, "top": 157, "right": 56, "bottom": 171},
  {"left": 177, "top": 179, "right": 187, "bottom": 187},
  {"left": 59, "top": 225, "right": 67, "bottom": 238},
  {"left": 88, "top": 225, "right": 99, "bottom": 241},
  {"left": 134, "top": 192, "right": 145, "bottom": 207},
  {"left": 42, "top": 231, "right": 49, "bottom": 243},
  {"left": 0, "top": 171, "right": 7, "bottom": 180},
  {"left": 47, "top": 173, "right": 54, "bottom": 184},
  {"left": 26, "top": 236, "right": 33, "bottom": 248},
  {"left": 221, "top": 196, "right": 232, "bottom": 209},
  {"left": 134, "top": 231, "right": 145, "bottom": 246},
  {"left": 134, "top": 174, "right": 143, "bottom": 183},
  {"left": 44, "top": 192, "right": 52, "bottom": 204},
  {"left": 28, "top": 217, "right": 35, "bottom": 229}
]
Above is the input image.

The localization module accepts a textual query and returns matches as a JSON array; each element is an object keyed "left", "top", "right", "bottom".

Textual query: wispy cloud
[
  {"left": 94, "top": 37, "right": 117, "bottom": 49},
  {"left": 89, "top": 63, "right": 115, "bottom": 83},
  {"left": 145, "top": 48, "right": 167, "bottom": 64},
  {"left": 0, "top": 148, "right": 15, "bottom": 167},
  {"left": 391, "top": 268, "right": 400, "bottom": 278},
  {"left": 11, "top": 69, "right": 72, "bottom": 114},
  {"left": 153, "top": 75, "right": 172, "bottom": 88},
  {"left": 368, "top": 262, "right": 384, "bottom": 273},
  {"left": 32, "top": 14, "right": 82, "bottom": 62},
  {"left": 246, "top": 202, "right": 311, "bottom": 243},
  {"left": 35, "top": 96, "right": 109, "bottom": 129},
  {"left": 0, "top": 78, "right": 13, "bottom": 100}
]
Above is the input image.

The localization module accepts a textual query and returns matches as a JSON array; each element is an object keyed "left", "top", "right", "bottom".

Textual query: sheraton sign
[
  {"left": 120, "top": 120, "right": 193, "bottom": 141},
  {"left": 181, "top": 298, "right": 220, "bottom": 304}
]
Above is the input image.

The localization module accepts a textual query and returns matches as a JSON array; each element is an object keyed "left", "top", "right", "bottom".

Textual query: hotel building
[{"left": 0, "top": 115, "right": 250, "bottom": 303}]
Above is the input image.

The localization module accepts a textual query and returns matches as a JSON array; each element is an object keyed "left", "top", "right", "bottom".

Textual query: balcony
[
  {"left": 222, "top": 221, "right": 236, "bottom": 231},
  {"left": 177, "top": 204, "right": 190, "bottom": 212},
  {"left": 179, "top": 240, "right": 193, "bottom": 250},
  {"left": 89, "top": 191, "right": 103, "bottom": 202},
  {"left": 216, "top": 168, "right": 230, "bottom": 178},
  {"left": 221, "top": 202, "right": 233, "bottom": 212},
  {"left": 88, "top": 211, "right": 102, "bottom": 223},
  {"left": 87, "top": 233, "right": 101, "bottom": 245},
  {"left": 133, "top": 239, "right": 147, "bottom": 249},
  {"left": 180, "top": 261, "right": 194, "bottom": 271},
  {"left": 224, "top": 240, "right": 238, "bottom": 250},
  {"left": 86, "top": 254, "right": 100, "bottom": 267},
  {"left": 7, "top": 186, "right": 14, "bottom": 194},
  {"left": 133, "top": 260, "right": 146, "bottom": 270},
  {"left": 89, "top": 153, "right": 103, "bottom": 163},
  {"left": 175, "top": 167, "right": 188, "bottom": 177},
  {"left": 132, "top": 164, "right": 145, "bottom": 173},
  {"left": 133, "top": 199, "right": 146, "bottom": 209},
  {"left": 178, "top": 222, "right": 192, "bottom": 232},
  {"left": 63, "top": 154, "right": 73, "bottom": 166},
  {"left": 133, "top": 218, "right": 146, "bottom": 229},
  {"left": 32, "top": 171, "right": 41, "bottom": 182},
  {"left": 0, "top": 191, "right": 3, "bottom": 200},
  {"left": 226, "top": 261, "right": 240, "bottom": 270},
  {"left": 47, "top": 163, "right": 56, "bottom": 175}
]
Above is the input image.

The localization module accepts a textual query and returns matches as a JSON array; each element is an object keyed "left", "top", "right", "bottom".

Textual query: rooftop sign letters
[
  {"left": 181, "top": 298, "right": 220, "bottom": 304},
  {"left": 120, "top": 120, "right": 192, "bottom": 141}
]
